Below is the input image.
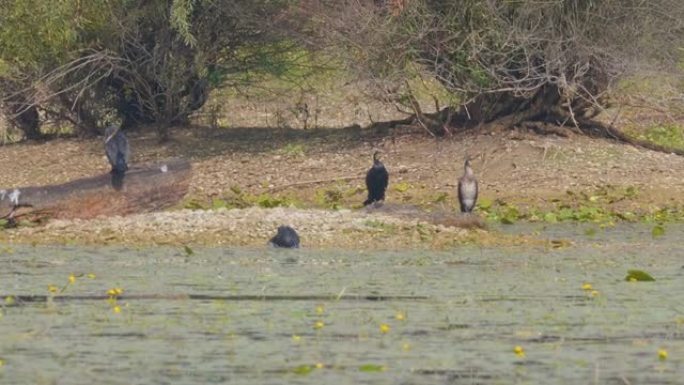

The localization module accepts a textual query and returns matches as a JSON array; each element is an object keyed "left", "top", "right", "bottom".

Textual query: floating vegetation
[
  {"left": 183, "top": 245, "right": 195, "bottom": 256},
  {"left": 652, "top": 225, "right": 666, "bottom": 238},
  {"left": 359, "top": 364, "right": 386, "bottom": 373},
  {"left": 292, "top": 364, "right": 314, "bottom": 375},
  {"left": 625, "top": 270, "right": 656, "bottom": 282}
]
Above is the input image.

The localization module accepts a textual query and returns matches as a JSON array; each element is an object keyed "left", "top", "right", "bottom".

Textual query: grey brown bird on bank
[
  {"left": 104, "top": 124, "right": 130, "bottom": 175},
  {"left": 364, "top": 151, "right": 389, "bottom": 207},
  {"left": 458, "top": 158, "right": 478, "bottom": 213},
  {"left": 269, "top": 225, "right": 300, "bottom": 248}
]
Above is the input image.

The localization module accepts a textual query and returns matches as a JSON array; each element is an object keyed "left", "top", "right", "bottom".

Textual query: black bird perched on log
[
  {"left": 458, "top": 158, "right": 478, "bottom": 213},
  {"left": 104, "top": 124, "right": 129, "bottom": 175},
  {"left": 363, "top": 151, "right": 389, "bottom": 207},
  {"left": 269, "top": 225, "right": 300, "bottom": 248}
]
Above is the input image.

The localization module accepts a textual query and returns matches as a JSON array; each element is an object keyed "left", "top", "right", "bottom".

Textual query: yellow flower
[
  {"left": 581, "top": 283, "right": 593, "bottom": 291},
  {"left": 87, "top": 273, "right": 96, "bottom": 279},
  {"left": 4, "top": 296, "right": 14, "bottom": 305},
  {"left": 402, "top": 343, "right": 411, "bottom": 352},
  {"left": 380, "top": 323, "right": 391, "bottom": 334},
  {"left": 395, "top": 312, "right": 406, "bottom": 321},
  {"left": 313, "top": 321, "right": 325, "bottom": 330},
  {"left": 68, "top": 274, "right": 76, "bottom": 284},
  {"left": 48, "top": 285, "right": 59, "bottom": 294},
  {"left": 658, "top": 349, "right": 668, "bottom": 361},
  {"left": 315, "top": 362, "right": 324, "bottom": 369},
  {"left": 628, "top": 277, "right": 637, "bottom": 282},
  {"left": 107, "top": 288, "right": 124, "bottom": 297},
  {"left": 514, "top": 345, "right": 525, "bottom": 358},
  {"left": 590, "top": 290, "right": 600, "bottom": 297},
  {"left": 315, "top": 305, "right": 325, "bottom": 315},
  {"left": 113, "top": 305, "right": 122, "bottom": 313},
  {"left": 292, "top": 334, "right": 302, "bottom": 342}
]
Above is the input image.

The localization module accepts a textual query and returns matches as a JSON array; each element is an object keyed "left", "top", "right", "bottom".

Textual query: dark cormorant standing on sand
[
  {"left": 363, "top": 151, "right": 389, "bottom": 206},
  {"left": 104, "top": 124, "right": 129, "bottom": 173},
  {"left": 269, "top": 225, "right": 300, "bottom": 248},
  {"left": 458, "top": 158, "right": 478, "bottom": 213},
  {"left": 104, "top": 124, "right": 130, "bottom": 190}
]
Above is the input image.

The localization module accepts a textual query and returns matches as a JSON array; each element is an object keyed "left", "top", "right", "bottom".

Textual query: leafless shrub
[{"left": 304, "top": 0, "right": 684, "bottom": 133}]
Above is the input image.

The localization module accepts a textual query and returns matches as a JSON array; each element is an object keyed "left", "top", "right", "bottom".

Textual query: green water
[{"left": 1, "top": 224, "right": 683, "bottom": 384}]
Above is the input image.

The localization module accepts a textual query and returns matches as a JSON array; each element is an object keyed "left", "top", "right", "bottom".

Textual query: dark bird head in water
[
  {"left": 373, "top": 150, "right": 381, "bottom": 163},
  {"left": 269, "top": 225, "right": 300, "bottom": 248}
]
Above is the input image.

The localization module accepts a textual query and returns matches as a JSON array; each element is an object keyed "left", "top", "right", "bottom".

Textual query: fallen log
[{"left": 0, "top": 159, "right": 191, "bottom": 221}]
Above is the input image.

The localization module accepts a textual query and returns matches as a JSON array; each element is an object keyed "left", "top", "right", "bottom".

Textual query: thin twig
[{"left": 268, "top": 175, "right": 363, "bottom": 192}]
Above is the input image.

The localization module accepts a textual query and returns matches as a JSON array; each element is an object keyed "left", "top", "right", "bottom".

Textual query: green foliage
[
  {"left": 639, "top": 124, "right": 684, "bottom": 151},
  {"left": 0, "top": 0, "right": 107, "bottom": 72},
  {"left": 0, "top": 0, "right": 307, "bottom": 138},
  {"left": 393, "top": 182, "right": 411, "bottom": 193},
  {"left": 315, "top": 187, "right": 343, "bottom": 209},
  {"left": 477, "top": 198, "right": 493, "bottom": 210},
  {"left": 185, "top": 187, "right": 296, "bottom": 210},
  {"left": 432, "top": 192, "right": 448, "bottom": 203},
  {"left": 364, "top": 220, "right": 397, "bottom": 233},
  {"left": 254, "top": 194, "right": 293, "bottom": 208},
  {"left": 281, "top": 143, "right": 306, "bottom": 157},
  {"left": 480, "top": 185, "right": 684, "bottom": 225},
  {"left": 499, "top": 205, "right": 520, "bottom": 225},
  {"left": 625, "top": 270, "right": 656, "bottom": 282}
]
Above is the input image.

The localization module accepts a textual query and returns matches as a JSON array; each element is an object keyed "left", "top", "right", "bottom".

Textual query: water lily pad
[
  {"left": 651, "top": 225, "right": 665, "bottom": 238},
  {"left": 292, "top": 365, "right": 313, "bottom": 375},
  {"left": 359, "top": 364, "right": 386, "bottom": 372},
  {"left": 625, "top": 270, "right": 655, "bottom": 282}
]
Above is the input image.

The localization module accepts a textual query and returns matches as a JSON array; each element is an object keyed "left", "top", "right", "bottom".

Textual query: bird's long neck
[{"left": 464, "top": 164, "right": 473, "bottom": 177}]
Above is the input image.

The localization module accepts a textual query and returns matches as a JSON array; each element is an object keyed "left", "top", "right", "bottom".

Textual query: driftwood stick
[{"left": 268, "top": 175, "right": 364, "bottom": 193}]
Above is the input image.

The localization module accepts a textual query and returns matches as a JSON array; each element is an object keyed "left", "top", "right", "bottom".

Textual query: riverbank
[{"left": 1, "top": 126, "right": 683, "bottom": 247}]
